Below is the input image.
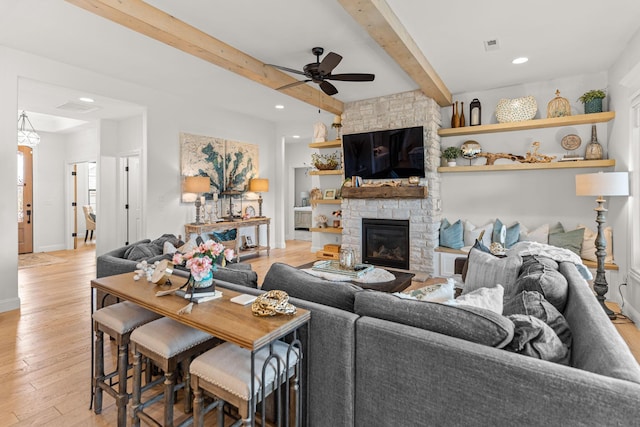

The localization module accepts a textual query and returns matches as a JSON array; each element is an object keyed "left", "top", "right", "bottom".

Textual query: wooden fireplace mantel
[{"left": 341, "top": 186, "right": 428, "bottom": 199}]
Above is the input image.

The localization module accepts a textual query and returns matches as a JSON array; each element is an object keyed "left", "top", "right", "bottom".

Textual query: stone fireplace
[
  {"left": 361, "top": 218, "right": 410, "bottom": 270},
  {"left": 339, "top": 90, "right": 442, "bottom": 274}
]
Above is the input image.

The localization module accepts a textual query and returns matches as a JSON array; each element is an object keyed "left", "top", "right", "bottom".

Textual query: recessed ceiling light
[
  {"left": 275, "top": 104, "right": 284, "bottom": 109},
  {"left": 512, "top": 57, "right": 529, "bottom": 65},
  {"left": 292, "top": 135, "right": 300, "bottom": 139},
  {"left": 79, "top": 97, "right": 95, "bottom": 103}
]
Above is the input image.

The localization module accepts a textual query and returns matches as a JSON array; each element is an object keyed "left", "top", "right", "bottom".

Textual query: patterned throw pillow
[
  {"left": 439, "top": 218, "right": 464, "bottom": 249},
  {"left": 463, "top": 248, "right": 523, "bottom": 300}
]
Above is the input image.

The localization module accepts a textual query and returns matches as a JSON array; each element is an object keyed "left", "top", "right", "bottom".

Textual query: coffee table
[{"left": 296, "top": 261, "right": 414, "bottom": 293}]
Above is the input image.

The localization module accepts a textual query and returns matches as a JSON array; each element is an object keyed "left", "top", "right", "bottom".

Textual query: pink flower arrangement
[{"left": 172, "top": 240, "right": 235, "bottom": 281}]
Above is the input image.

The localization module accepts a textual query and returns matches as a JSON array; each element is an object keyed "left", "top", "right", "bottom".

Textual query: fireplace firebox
[{"left": 362, "top": 218, "right": 410, "bottom": 270}]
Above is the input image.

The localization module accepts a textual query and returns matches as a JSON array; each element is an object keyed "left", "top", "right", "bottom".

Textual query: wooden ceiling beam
[
  {"left": 337, "top": 0, "right": 452, "bottom": 107},
  {"left": 65, "top": 0, "right": 343, "bottom": 115}
]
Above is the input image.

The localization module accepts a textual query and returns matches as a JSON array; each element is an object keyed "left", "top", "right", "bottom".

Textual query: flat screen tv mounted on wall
[{"left": 342, "top": 126, "right": 425, "bottom": 179}]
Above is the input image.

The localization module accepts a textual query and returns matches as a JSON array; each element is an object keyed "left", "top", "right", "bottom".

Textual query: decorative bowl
[{"left": 495, "top": 96, "right": 537, "bottom": 123}]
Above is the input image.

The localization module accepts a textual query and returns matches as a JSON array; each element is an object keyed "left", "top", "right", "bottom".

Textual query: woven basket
[{"left": 313, "top": 159, "right": 338, "bottom": 170}]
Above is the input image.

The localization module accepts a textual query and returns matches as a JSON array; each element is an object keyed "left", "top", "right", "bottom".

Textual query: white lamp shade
[{"left": 576, "top": 172, "right": 629, "bottom": 197}]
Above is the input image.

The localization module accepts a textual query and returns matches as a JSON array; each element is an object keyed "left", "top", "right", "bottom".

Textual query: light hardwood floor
[{"left": 1, "top": 240, "right": 638, "bottom": 426}]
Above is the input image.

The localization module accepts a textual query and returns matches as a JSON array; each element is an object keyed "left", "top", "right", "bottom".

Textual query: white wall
[
  {"left": 0, "top": 46, "right": 278, "bottom": 313},
  {"left": 608, "top": 26, "right": 640, "bottom": 322}
]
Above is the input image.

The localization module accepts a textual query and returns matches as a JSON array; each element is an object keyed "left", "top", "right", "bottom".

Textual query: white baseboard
[
  {"left": 622, "top": 303, "right": 640, "bottom": 326},
  {"left": 0, "top": 297, "right": 20, "bottom": 313}
]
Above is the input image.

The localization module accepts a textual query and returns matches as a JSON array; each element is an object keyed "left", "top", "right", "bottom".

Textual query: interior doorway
[
  {"left": 68, "top": 161, "right": 97, "bottom": 249},
  {"left": 17, "top": 146, "right": 33, "bottom": 254}
]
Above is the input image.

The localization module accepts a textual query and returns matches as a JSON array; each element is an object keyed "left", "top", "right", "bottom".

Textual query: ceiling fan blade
[
  {"left": 319, "top": 80, "right": 338, "bottom": 96},
  {"left": 276, "top": 80, "right": 311, "bottom": 91},
  {"left": 268, "top": 64, "right": 307, "bottom": 77},
  {"left": 318, "top": 52, "right": 342, "bottom": 75},
  {"left": 327, "top": 73, "right": 375, "bottom": 82}
]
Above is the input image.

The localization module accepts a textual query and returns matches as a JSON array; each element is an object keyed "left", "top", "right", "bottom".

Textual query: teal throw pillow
[
  {"left": 548, "top": 228, "right": 585, "bottom": 257},
  {"left": 440, "top": 218, "right": 464, "bottom": 250},
  {"left": 492, "top": 218, "right": 521, "bottom": 248}
]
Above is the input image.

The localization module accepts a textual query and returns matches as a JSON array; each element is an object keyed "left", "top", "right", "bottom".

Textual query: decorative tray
[{"left": 312, "top": 260, "right": 374, "bottom": 278}]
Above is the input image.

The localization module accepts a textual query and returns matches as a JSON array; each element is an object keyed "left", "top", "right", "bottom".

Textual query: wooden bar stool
[
  {"left": 190, "top": 340, "right": 301, "bottom": 427},
  {"left": 92, "top": 301, "right": 162, "bottom": 427},
  {"left": 130, "top": 317, "right": 219, "bottom": 427}
]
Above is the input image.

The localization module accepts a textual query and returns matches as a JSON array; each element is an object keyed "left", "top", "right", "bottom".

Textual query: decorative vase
[
  {"left": 585, "top": 125, "right": 604, "bottom": 160},
  {"left": 447, "top": 161, "right": 457, "bottom": 167},
  {"left": 192, "top": 270, "right": 214, "bottom": 288},
  {"left": 584, "top": 98, "right": 603, "bottom": 114},
  {"left": 459, "top": 102, "right": 465, "bottom": 127},
  {"left": 451, "top": 101, "right": 460, "bottom": 128}
]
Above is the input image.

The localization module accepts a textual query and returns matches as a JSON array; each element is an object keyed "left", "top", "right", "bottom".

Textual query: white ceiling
[{"left": 2, "top": 1, "right": 640, "bottom": 140}]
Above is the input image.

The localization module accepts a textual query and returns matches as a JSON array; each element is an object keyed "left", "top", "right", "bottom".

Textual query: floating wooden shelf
[
  {"left": 438, "top": 111, "right": 615, "bottom": 137},
  {"left": 309, "top": 227, "right": 343, "bottom": 234},
  {"left": 309, "top": 169, "right": 343, "bottom": 176},
  {"left": 312, "top": 199, "right": 342, "bottom": 205},
  {"left": 309, "top": 139, "right": 342, "bottom": 149},
  {"left": 438, "top": 159, "right": 615, "bottom": 173},
  {"left": 341, "top": 186, "right": 428, "bottom": 199}
]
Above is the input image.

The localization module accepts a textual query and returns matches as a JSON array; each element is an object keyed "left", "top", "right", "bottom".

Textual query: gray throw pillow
[
  {"left": 125, "top": 243, "right": 162, "bottom": 261},
  {"left": 464, "top": 248, "right": 523, "bottom": 300},
  {"left": 548, "top": 228, "right": 585, "bottom": 257},
  {"left": 503, "top": 290, "right": 572, "bottom": 350},
  {"left": 514, "top": 256, "right": 569, "bottom": 313},
  {"left": 262, "top": 263, "right": 363, "bottom": 312},
  {"left": 505, "top": 314, "right": 570, "bottom": 365},
  {"left": 354, "top": 291, "right": 515, "bottom": 348}
]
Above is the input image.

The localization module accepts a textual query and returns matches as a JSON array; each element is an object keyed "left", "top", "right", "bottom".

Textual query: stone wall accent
[{"left": 340, "top": 90, "right": 441, "bottom": 274}]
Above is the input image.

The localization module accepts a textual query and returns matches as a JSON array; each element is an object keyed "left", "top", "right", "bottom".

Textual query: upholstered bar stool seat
[
  {"left": 190, "top": 341, "right": 300, "bottom": 427},
  {"left": 92, "top": 301, "right": 162, "bottom": 427},
  {"left": 130, "top": 317, "right": 218, "bottom": 427}
]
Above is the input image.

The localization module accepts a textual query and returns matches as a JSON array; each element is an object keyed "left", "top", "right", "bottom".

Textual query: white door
[{"left": 118, "top": 154, "right": 142, "bottom": 245}]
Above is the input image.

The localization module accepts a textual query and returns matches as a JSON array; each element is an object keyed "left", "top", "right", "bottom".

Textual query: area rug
[{"left": 18, "top": 253, "right": 67, "bottom": 269}]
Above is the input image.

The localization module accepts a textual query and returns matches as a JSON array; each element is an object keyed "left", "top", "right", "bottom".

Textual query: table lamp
[
  {"left": 575, "top": 171, "right": 629, "bottom": 319},
  {"left": 248, "top": 178, "right": 269, "bottom": 217},
  {"left": 184, "top": 176, "right": 210, "bottom": 224}
]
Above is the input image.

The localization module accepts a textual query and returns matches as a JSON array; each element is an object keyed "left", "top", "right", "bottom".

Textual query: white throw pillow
[
  {"left": 451, "top": 284, "right": 504, "bottom": 315},
  {"left": 519, "top": 223, "right": 549, "bottom": 244},
  {"left": 464, "top": 220, "right": 494, "bottom": 247},
  {"left": 578, "top": 224, "right": 613, "bottom": 263},
  {"left": 178, "top": 239, "right": 198, "bottom": 254}
]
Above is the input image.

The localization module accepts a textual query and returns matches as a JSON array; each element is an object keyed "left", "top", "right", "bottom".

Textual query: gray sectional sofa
[{"left": 219, "top": 261, "right": 640, "bottom": 426}]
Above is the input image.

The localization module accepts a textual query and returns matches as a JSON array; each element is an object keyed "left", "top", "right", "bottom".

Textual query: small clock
[
  {"left": 561, "top": 134, "right": 581, "bottom": 151},
  {"left": 244, "top": 205, "right": 256, "bottom": 218}
]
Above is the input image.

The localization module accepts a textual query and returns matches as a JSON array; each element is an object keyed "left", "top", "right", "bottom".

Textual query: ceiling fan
[{"left": 270, "top": 47, "right": 375, "bottom": 96}]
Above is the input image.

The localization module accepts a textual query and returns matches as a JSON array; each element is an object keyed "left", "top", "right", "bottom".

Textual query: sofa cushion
[
  {"left": 262, "top": 263, "right": 363, "bottom": 312},
  {"left": 439, "top": 218, "right": 464, "bottom": 249},
  {"left": 151, "top": 233, "right": 184, "bottom": 249},
  {"left": 505, "top": 314, "right": 570, "bottom": 365},
  {"left": 515, "top": 256, "right": 569, "bottom": 313},
  {"left": 504, "top": 290, "right": 572, "bottom": 350},
  {"left": 354, "top": 291, "right": 515, "bottom": 348},
  {"left": 125, "top": 243, "right": 163, "bottom": 261},
  {"left": 214, "top": 264, "right": 258, "bottom": 288},
  {"left": 463, "top": 248, "right": 522, "bottom": 300}
]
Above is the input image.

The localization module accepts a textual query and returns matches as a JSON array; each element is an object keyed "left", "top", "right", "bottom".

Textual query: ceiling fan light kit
[{"left": 270, "top": 47, "right": 375, "bottom": 96}]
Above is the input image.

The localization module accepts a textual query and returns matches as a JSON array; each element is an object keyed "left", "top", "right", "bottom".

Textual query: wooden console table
[{"left": 185, "top": 217, "right": 271, "bottom": 258}]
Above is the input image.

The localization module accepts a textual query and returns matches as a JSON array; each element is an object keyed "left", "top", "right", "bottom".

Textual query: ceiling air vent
[
  {"left": 484, "top": 39, "right": 500, "bottom": 52},
  {"left": 56, "top": 101, "right": 101, "bottom": 114}
]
